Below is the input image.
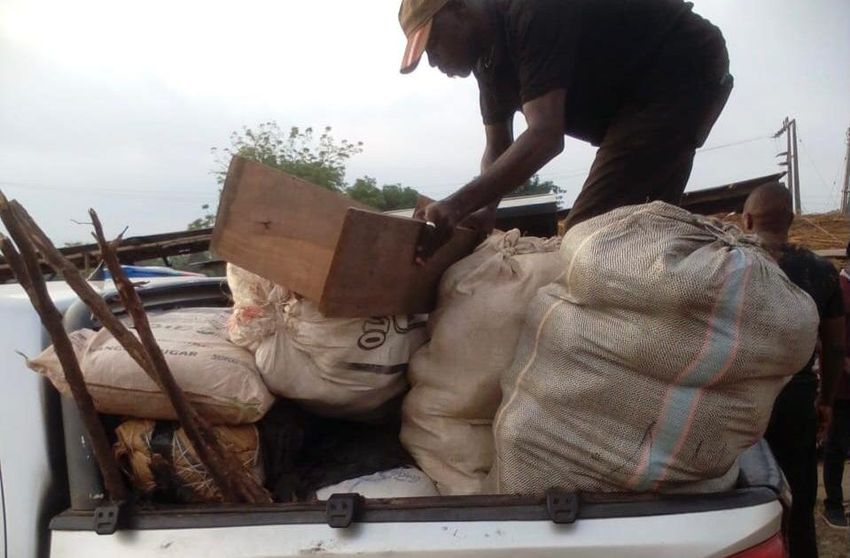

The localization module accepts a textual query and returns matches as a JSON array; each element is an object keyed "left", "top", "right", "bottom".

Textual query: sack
[
  {"left": 315, "top": 467, "right": 438, "bottom": 500},
  {"left": 227, "top": 263, "right": 291, "bottom": 351},
  {"left": 28, "top": 309, "right": 274, "bottom": 424},
  {"left": 492, "top": 202, "right": 819, "bottom": 494},
  {"left": 401, "top": 230, "right": 563, "bottom": 495},
  {"left": 114, "top": 419, "right": 264, "bottom": 503},
  {"left": 256, "top": 298, "right": 427, "bottom": 419}
]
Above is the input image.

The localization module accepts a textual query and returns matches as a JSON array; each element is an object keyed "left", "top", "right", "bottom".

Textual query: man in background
[
  {"left": 742, "top": 183, "right": 846, "bottom": 557},
  {"left": 820, "top": 242, "right": 850, "bottom": 530}
]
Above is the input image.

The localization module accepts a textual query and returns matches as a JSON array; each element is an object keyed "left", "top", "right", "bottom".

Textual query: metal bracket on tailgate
[
  {"left": 93, "top": 502, "right": 122, "bottom": 535},
  {"left": 325, "top": 494, "right": 363, "bottom": 528},
  {"left": 545, "top": 489, "right": 579, "bottom": 524}
]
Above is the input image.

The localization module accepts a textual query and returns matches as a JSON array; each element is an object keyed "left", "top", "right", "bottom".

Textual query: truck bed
[{"left": 0, "top": 278, "right": 790, "bottom": 558}]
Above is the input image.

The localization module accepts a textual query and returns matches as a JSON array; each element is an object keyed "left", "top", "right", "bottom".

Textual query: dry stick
[
  {"left": 89, "top": 209, "right": 270, "bottom": 504},
  {"left": 5, "top": 199, "right": 267, "bottom": 504},
  {"left": 0, "top": 210, "right": 127, "bottom": 502}
]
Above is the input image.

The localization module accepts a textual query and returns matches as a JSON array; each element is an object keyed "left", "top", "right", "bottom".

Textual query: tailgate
[{"left": 49, "top": 489, "right": 781, "bottom": 558}]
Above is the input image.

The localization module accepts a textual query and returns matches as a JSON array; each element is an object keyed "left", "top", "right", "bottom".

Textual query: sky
[{"left": 1, "top": 0, "right": 848, "bottom": 244}]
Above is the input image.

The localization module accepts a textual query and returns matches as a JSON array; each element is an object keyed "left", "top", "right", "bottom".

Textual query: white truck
[{"left": 0, "top": 276, "right": 791, "bottom": 557}]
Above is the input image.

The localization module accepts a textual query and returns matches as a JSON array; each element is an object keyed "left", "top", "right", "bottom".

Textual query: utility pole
[
  {"left": 774, "top": 117, "right": 801, "bottom": 214},
  {"left": 841, "top": 127, "right": 850, "bottom": 214}
]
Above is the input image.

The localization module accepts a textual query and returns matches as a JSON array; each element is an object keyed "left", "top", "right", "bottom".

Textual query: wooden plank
[
  {"left": 212, "top": 156, "right": 480, "bottom": 317},
  {"left": 320, "top": 208, "right": 480, "bottom": 317},
  {"left": 211, "top": 156, "right": 371, "bottom": 301}
]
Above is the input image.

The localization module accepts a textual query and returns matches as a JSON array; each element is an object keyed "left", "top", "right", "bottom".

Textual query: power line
[{"left": 695, "top": 134, "right": 773, "bottom": 153}]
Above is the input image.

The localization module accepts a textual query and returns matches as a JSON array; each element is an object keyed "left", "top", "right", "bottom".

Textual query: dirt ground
[{"left": 816, "top": 462, "right": 849, "bottom": 557}]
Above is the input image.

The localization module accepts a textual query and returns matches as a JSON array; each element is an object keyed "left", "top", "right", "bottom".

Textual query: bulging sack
[
  {"left": 401, "top": 230, "right": 563, "bottom": 495},
  {"left": 256, "top": 298, "right": 428, "bottom": 419},
  {"left": 492, "top": 202, "right": 819, "bottom": 494},
  {"left": 114, "top": 419, "right": 264, "bottom": 503},
  {"left": 227, "top": 263, "right": 291, "bottom": 351},
  {"left": 28, "top": 308, "right": 274, "bottom": 424}
]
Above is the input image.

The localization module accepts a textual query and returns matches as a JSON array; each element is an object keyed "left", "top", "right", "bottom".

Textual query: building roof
[
  {"left": 383, "top": 193, "right": 558, "bottom": 219},
  {"left": 679, "top": 172, "right": 787, "bottom": 215}
]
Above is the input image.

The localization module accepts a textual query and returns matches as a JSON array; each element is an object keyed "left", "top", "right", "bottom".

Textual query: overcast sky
[{"left": 1, "top": 0, "right": 848, "bottom": 244}]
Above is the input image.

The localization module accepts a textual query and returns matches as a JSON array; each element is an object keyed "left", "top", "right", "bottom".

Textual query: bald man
[{"left": 742, "top": 183, "right": 846, "bottom": 557}]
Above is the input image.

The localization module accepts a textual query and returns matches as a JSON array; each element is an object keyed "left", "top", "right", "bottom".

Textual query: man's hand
[
  {"left": 414, "top": 199, "right": 461, "bottom": 265},
  {"left": 460, "top": 203, "right": 498, "bottom": 238},
  {"left": 816, "top": 401, "right": 832, "bottom": 445}
]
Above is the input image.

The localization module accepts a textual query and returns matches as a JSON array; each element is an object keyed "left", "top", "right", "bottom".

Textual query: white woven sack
[
  {"left": 315, "top": 467, "right": 439, "bottom": 500},
  {"left": 28, "top": 308, "right": 274, "bottom": 424},
  {"left": 492, "top": 202, "right": 819, "bottom": 494},
  {"left": 256, "top": 298, "right": 428, "bottom": 419},
  {"left": 401, "top": 230, "right": 563, "bottom": 495},
  {"left": 227, "top": 263, "right": 291, "bottom": 351}
]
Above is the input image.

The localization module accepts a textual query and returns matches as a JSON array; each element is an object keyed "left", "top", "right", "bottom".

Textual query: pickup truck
[{"left": 0, "top": 276, "right": 791, "bottom": 558}]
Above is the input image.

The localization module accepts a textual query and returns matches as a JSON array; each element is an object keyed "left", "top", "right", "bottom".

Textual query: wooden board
[
  {"left": 211, "top": 156, "right": 371, "bottom": 301},
  {"left": 321, "top": 208, "right": 479, "bottom": 317},
  {"left": 212, "top": 156, "right": 480, "bottom": 317}
]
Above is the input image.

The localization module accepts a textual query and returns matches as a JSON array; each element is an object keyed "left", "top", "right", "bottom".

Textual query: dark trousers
[
  {"left": 823, "top": 399, "right": 850, "bottom": 512},
  {"left": 564, "top": 11, "right": 733, "bottom": 231},
  {"left": 765, "top": 378, "right": 819, "bottom": 558}
]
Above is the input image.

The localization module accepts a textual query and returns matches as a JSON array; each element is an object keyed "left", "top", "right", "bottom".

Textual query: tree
[
  {"left": 507, "top": 175, "right": 564, "bottom": 198},
  {"left": 191, "top": 122, "right": 364, "bottom": 228},
  {"left": 379, "top": 183, "right": 420, "bottom": 211},
  {"left": 345, "top": 177, "right": 420, "bottom": 211},
  {"left": 345, "top": 177, "right": 384, "bottom": 209}
]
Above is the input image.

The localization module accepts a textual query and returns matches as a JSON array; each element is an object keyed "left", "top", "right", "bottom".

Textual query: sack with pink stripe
[{"left": 491, "top": 202, "right": 818, "bottom": 494}]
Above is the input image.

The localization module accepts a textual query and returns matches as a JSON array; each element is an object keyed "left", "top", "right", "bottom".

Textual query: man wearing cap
[{"left": 399, "top": 0, "right": 732, "bottom": 258}]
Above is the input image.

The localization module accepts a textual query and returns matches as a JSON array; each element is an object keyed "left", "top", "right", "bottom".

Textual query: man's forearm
[
  {"left": 448, "top": 126, "right": 563, "bottom": 219},
  {"left": 478, "top": 141, "right": 510, "bottom": 214}
]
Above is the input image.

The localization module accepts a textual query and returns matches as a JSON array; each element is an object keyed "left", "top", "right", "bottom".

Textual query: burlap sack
[
  {"left": 401, "top": 230, "right": 563, "bottom": 495},
  {"left": 114, "top": 419, "right": 264, "bottom": 503},
  {"left": 492, "top": 202, "right": 819, "bottom": 494},
  {"left": 255, "top": 298, "right": 427, "bottom": 419},
  {"left": 227, "top": 263, "right": 291, "bottom": 351},
  {"left": 28, "top": 309, "right": 274, "bottom": 424}
]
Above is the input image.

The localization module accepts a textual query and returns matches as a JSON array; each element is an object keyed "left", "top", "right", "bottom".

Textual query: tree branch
[
  {"left": 90, "top": 208, "right": 270, "bottom": 503},
  {"left": 0, "top": 196, "right": 127, "bottom": 502}
]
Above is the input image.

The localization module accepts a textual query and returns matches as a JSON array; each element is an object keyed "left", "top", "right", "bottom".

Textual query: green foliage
[
  {"left": 346, "top": 177, "right": 420, "bottom": 211},
  {"left": 212, "top": 122, "right": 363, "bottom": 191},
  {"left": 507, "top": 175, "right": 564, "bottom": 198},
  {"left": 379, "top": 183, "right": 420, "bottom": 211},
  {"left": 193, "top": 122, "right": 366, "bottom": 228},
  {"left": 345, "top": 176, "right": 384, "bottom": 209},
  {"left": 187, "top": 204, "right": 214, "bottom": 230}
]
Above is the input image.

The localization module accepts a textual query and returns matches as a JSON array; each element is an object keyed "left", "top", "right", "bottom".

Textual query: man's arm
[
  {"left": 460, "top": 119, "right": 515, "bottom": 233},
  {"left": 817, "top": 316, "right": 845, "bottom": 441},
  {"left": 417, "top": 89, "right": 565, "bottom": 258},
  {"left": 450, "top": 89, "right": 565, "bottom": 219}
]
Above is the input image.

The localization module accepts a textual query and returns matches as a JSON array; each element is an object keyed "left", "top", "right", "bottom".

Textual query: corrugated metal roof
[{"left": 383, "top": 193, "right": 558, "bottom": 218}]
